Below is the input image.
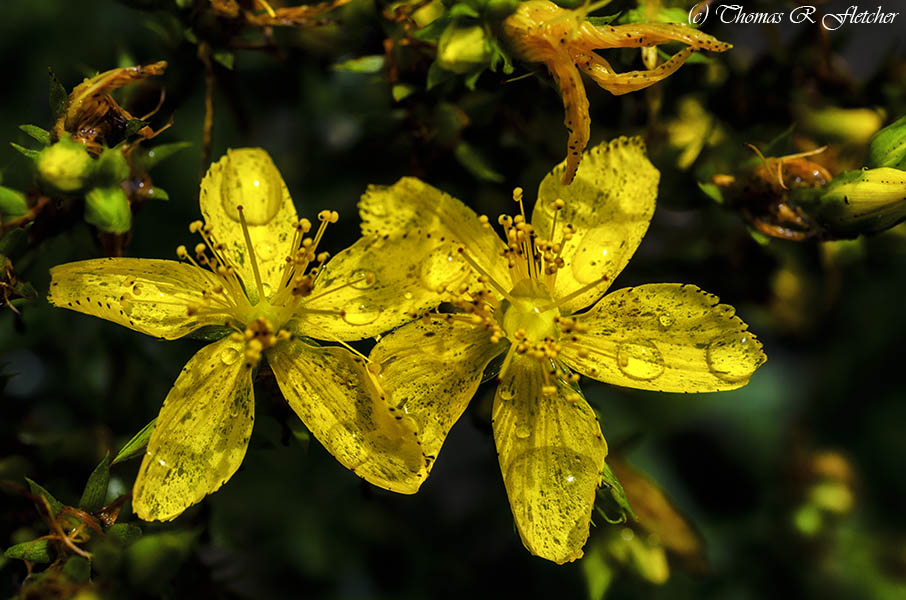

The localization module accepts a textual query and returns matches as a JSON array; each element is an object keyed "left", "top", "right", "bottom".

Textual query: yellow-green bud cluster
[
  {"left": 868, "top": 114, "right": 906, "bottom": 170},
  {"left": 436, "top": 23, "right": 493, "bottom": 74},
  {"left": 36, "top": 137, "right": 95, "bottom": 193},
  {"left": 798, "top": 167, "right": 906, "bottom": 237},
  {"left": 85, "top": 186, "right": 132, "bottom": 234}
]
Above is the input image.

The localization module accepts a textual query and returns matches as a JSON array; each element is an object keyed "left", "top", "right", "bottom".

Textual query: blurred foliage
[{"left": 2, "top": 0, "right": 906, "bottom": 598}]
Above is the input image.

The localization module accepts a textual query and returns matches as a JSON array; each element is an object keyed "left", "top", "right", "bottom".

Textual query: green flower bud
[
  {"left": 84, "top": 186, "right": 132, "bottom": 234},
  {"left": 867, "top": 114, "right": 906, "bottom": 169},
  {"left": 0, "top": 186, "right": 28, "bottom": 219},
  {"left": 799, "top": 167, "right": 906, "bottom": 237},
  {"left": 95, "top": 147, "right": 131, "bottom": 186},
  {"left": 436, "top": 23, "right": 492, "bottom": 74},
  {"left": 800, "top": 106, "right": 883, "bottom": 144},
  {"left": 36, "top": 137, "right": 95, "bottom": 193}
]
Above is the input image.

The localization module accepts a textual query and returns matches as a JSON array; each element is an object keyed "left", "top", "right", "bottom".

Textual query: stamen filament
[
  {"left": 539, "top": 274, "right": 608, "bottom": 311},
  {"left": 457, "top": 247, "right": 515, "bottom": 302},
  {"left": 236, "top": 205, "right": 267, "bottom": 301}
]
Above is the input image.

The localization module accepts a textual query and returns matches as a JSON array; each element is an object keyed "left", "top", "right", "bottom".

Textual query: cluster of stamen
[{"left": 229, "top": 317, "right": 292, "bottom": 368}]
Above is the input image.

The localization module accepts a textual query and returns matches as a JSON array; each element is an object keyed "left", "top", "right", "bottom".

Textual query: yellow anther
[
  {"left": 541, "top": 385, "right": 557, "bottom": 396},
  {"left": 512, "top": 187, "right": 524, "bottom": 202},
  {"left": 176, "top": 245, "right": 189, "bottom": 259},
  {"left": 317, "top": 210, "right": 339, "bottom": 223},
  {"left": 297, "top": 218, "right": 312, "bottom": 232},
  {"left": 316, "top": 251, "right": 330, "bottom": 263},
  {"left": 551, "top": 198, "right": 565, "bottom": 211},
  {"left": 189, "top": 220, "right": 204, "bottom": 233}
]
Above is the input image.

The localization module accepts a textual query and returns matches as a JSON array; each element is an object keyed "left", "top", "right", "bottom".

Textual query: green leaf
[
  {"left": 4, "top": 539, "right": 53, "bottom": 563},
  {"left": 134, "top": 141, "right": 192, "bottom": 171},
  {"left": 144, "top": 186, "right": 169, "bottom": 201},
  {"left": 112, "top": 418, "right": 156, "bottom": 465},
  {"left": 332, "top": 55, "right": 385, "bottom": 74},
  {"left": 762, "top": 123, "right": 797, "bottom": 157},
  {"left": 595, "top": 461, "right": 636, "bottom": 524},
  {"left": 25, "top": 477, "right": 63, "bottom": 516},
  {"left": 0, "top": 226, "right": 29, "bottom": 256},
  {"left": 19, "top": 124, "right": 51, "bottom": 146},
  {"left": 79, "top": 454, "right": 110, "bottom": 513},
  {"left": 426, "top": 62, "right": 454, "bottom": 91},
  {"left": 62, "top": 556, "right": 91, "bottom": 582},
  {"left": 581, "top": 539, "right": 615, "bottom": 600},
  {"left": 124, "top": 119, "right": 149, "bottom": 138},
  {"left": 412, "top": 16, "right": 450, "bottom": 42},
  {"left": 48, "top": 67, "right": 68, "bottom": 122},
  {"left": 463, "top": 69, "right": 483, "bottom": 90},
  {"left": 10, "top": 143, "right": 40, "bottom": 161},
  {"left": 454, "top": 141, "right": 505, "bottom": 183},
  {"left": 392, "top": 83, "right": 417, "bottom": 102},
  {"left": 126, "top": 531, "right": 197, "bottom": 591},
  {"left": 213, "top": 51, "right": 235, "bottom": 70},
  {"left": 448, "top": 3, "right": 480, "bottom": 18},
  {"left": 106, "top": 523, "right": 143, "bottom": 547},
  {"left": 697, "top": 181, "right": 724, "bottom": 204},
  {"left": 0, "top": 186, "right": 28, "bottom": 218},
  {"left": 587, "top": 13, "right": 621, "bottom": 26}
]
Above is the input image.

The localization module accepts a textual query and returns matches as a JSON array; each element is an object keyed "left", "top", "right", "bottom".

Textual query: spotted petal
[
  {"left": 369, "top": 316, "right": 506, "bottom": 474},
  {"left": 299, "top": 231, "right": 478, "bottom": 341},
  {"left": 133, "top": 336, "right": 254, "bottom": 521},
  {"left": 559, "top": 284, "right": 766, "bottom": 392},
  {"left": 531, "top": 137, "right": 658, "bottom": 313},
  {"left": 199, "top": 148, "right": 299, "bottom": 299},
  {"left": 358, "top": 177, "right": 511, "bottom": 293},
  {"left": 268, "top": 339, "right": 428, "bottom": 494},
  {"left": 49, "top": 258, "right": 227, "bottom": 340},
  {"left": 493, "top": 355, "right": 608, "bottom": 564}
]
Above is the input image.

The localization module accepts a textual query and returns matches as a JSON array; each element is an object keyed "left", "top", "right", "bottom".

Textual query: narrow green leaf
[
  {"left": 595, "top": 461, "right": 636, "bottom": 524},
  {"left": 448, "top": 3, "right": 480, "bottom": 18},
  {"left": 0, "top": 186, "right": 28, "bottom": 218},
  {"left": 392, "top": 84, "right": 416, "bottom": 102},
  {"left": 48, "top": 67, "right": 68, "bottom": 121},
  {"left": 427, "top": 61, "right": 454, "bottom": 90},
  {"left": 697, "top": 181, "right": 724, "bottom": 204},
  {"left": 454, "top": 141, "right": 505, "bottom": 183},
  {"left": 145, "top": 186, "right": 169, "bottom": 201},
  {"left": 26, "top": 478, "right": 64, "bottom": 516},
  {"left": 10, "top": 143, "right": 40, "bottom": 161},
  {"left": 112, "top": 418, "right": 156, "bottom": 465},
  {"left": 332, "top": 55, "right": 385, "bottom": 74},
  {"left": 213, "top": 51, "right": 234, "bottom": 70},
  {"left": 18, "top": 124, "right": 51, "bottom": 146},
  {"left": 124, "top": 119, "right": 149, "bottom": 138},
  {"left": 4, "top": 539, "right": 53, "bottom": 563},
  {"left": 134, "top": 141, "right": 192, "bottom": 171},
  {"left": 79, "top": 454, "right": 110, "bottom": 513}
]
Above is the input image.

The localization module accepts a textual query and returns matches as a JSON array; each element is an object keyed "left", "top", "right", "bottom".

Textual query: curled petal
[
  {"left": 370, "top": 316, "right": 505, "bottom": 473},
  {"left": 268, "top": 339, "right": 428, "bottom": 494},
  {"left": 134, "top": 336, "right": 254, "bottom": 521},
  {"left": 199, "top": 148, "right": 299, "bottom": 299},
  {"left": 49, "top": 258, "right": 227, "bottom": 340},
  {"left": 575, "top": 47, "right": 694, "bottom": 96},
  {"left": 531, "top": 137, "right": 658, "bottom": 313},
  {"left": 560, "top": 284, "right": 766, "bottom": 392},
  {"left": 493, "top": 355, "right": 607, "bottom": 564}
]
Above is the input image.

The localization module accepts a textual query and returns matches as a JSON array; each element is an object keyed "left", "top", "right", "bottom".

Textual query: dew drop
[
  {"left": 403, "top": 291, "right": 413, "bottom": 300},
  {"left": 616, "top": 340, "right": 665, "bottom": 381},
  {"left": 498, "top": 385, "right": 516, "bottom": 400},
  {"left": 515, "top": 422, "right": 531, "bottom": 439},
  {"left": 257, "top": 243, "right": 275, "bottom": 260},
  {"left": 706, "top": 332, "right": 762, "bottom": 382},
  {"left": 343, "top": 303, "right": 380, "bottom": 326},
  {"left": 570, "top": 226, "right": 624, "bottom": 284},
  {"left": 657, "top": 312, "right": 674, "bottom": 330},
  {"left": 219, "top": 149, "right": 284, "bottom": 225},
  {"left": 351, "top": 269, "right": 377, "bottom": 290},
  {"left": 261, "top": 282, "right": 273, "bottom": 298},
  {"left": 418, "top": 246, "right": 470, "bottom": 292},
  {"left": 220, "top": 347, "right": 241, "bottom": 365}
]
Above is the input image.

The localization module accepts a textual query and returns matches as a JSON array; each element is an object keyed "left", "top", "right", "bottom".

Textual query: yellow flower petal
[
  {"left": 358, "top": 177, "right": 511, "bottom": 291},
  {"left": 369, "top": 316, "right": 505, "bottom": 471},
  {"left": 133, "top": 336, "right": 254, "bottom": 521},
  {"left": 493, "top": 355, "right": 608, "bottom": 564},
  {"left": 531, "top": 137, "right": 658, "bottom": 313},
  {"left": 560, "top": 284, "right": 766, "bottom": 392},
  {"left": 199, "top": 148, "right": 299, "bottom": 299},
  {"left": 298, "top": 231, "right": 476, "bottom": 341},
  {"left": 48, "top": 258, "right": 226, "bottom": 340},
  {"left": 267, "top": 339, "right": 428, "bottom": 494}
]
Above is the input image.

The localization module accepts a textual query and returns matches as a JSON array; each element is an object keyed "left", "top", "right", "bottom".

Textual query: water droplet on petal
[
  {"left": 657, "top": 312, "right": 674, "bottom": 330},
  {"left": 498, "top": 385, "right": 516, "bottom": 400},
  {"left": 343, "top": 303, "right": 380, "bottom": 326},
  {"left": 220, "top": 347, "right": 241, "bottom": 365},
  {"left": 570, "top": 226, "right": 624, "bottom": 285},
  {"left": 706, "top": 332, "right": 762, "bottom": 382},
  {"left": 351, "top": 269, "right": 376, "bottom": 290},
  {"left": 257, "top": 243, "right": 275, "bottom": 260},
  {"left": 403, "top": 291, "right": 413, "bottom": 300},
  {"left": 219, "top": 150, "right": 284, "bottom": 225},
  {"left": 515, "top": 422, "right": 531, "bottom": 439},
  {"left": 616, "top": 340, "right": 665, "bottom": 381},
  {"left": 261, "top": 282, "right": 273, "bottom": 298},
  {"left": 418, "top": 246, "right": 470, "bottom": 292}
]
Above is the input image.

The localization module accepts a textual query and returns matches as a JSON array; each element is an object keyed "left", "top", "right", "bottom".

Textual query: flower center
[{"left": 500, "top": 282, "right": 559, "bottom": 344}]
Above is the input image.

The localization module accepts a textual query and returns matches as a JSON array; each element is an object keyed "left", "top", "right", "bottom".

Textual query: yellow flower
[
  {"left": 362, "top": 137, "right": 766, "bottom": 563},
  {"left": 502, "top": 0, "right": 732, "bottom": 185},
  {"left": 48, "top": 148, "right": 443, "bottom": 521}
]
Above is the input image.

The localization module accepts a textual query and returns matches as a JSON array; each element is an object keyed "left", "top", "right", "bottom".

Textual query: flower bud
[
  {"left": 800, "top": 106, "right": 883, "bottom": 144},
  {"left": 867, "top": 114, "right": 906, "bottom": 169},
  {"left": 799, "top": 167, "right": 906, "bottom": 237},
  {"left": 95, "top": 147, "right": 131, "bottom": 186},
  {"left": 0, "top": 185, "right": 28, "bottom": 219},
  {"left": 436, "top": 23, "right": 492, "bottom": 74},
  {"left": 84, "top": 185, "right": 132, "bottom": 234},
  {"left": 36, "top": 137, "right": 95, "bottom": 193}
]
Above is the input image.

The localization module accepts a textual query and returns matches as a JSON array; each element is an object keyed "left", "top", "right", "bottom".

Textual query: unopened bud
[
  {"left": 800, "top": 106, "right": 884, "bottom": 144},
  {"left": 867, "top": 114, "right": 906, "bottom": 169},
  {"left": 95, "top": 147, "right": 131, "bottom": 185},
  {"left": 36, "top": 137, "right": 95, "bottom": 193},
  {"left": 799, "top": 167, "right": 906, "bottom": 237},
  {"left": 84, "top": 185, "right": 132, "bottom": 234},
  {"left": 0, "top": 185, "right": 27, "bottom": 219},
  {"left": 436, "top": 23, "right": 492, "bottom": 74}
]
